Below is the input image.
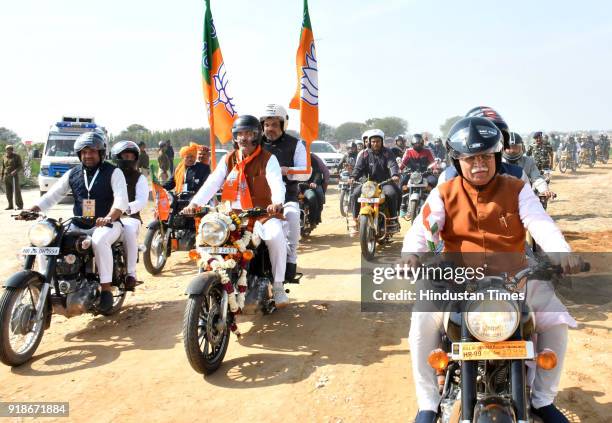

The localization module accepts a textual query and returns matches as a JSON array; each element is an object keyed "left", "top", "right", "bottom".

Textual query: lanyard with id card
[{"left": 83, "top": 169, "right": 100, "bottom": 218}]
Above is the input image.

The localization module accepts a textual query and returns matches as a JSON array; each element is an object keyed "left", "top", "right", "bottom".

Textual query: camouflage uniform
[
  {"left": 1, "top": 149, "right": 24, "bottom": 209},
  {"left": 527, "top": 142, "right": 553, "bottom": 172}
]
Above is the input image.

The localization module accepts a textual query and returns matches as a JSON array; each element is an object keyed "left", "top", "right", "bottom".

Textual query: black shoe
[
  {"left": 414, "top": 410, "right": 437, "bottom": 423},
  {"left": 125, "top": 276, "right": 136, "bottom": 291},
  {"left": 531, "top": 404, "right": 569, "bottom": 423},
  {"left": 99, "top": 290, "right": 114, "bottom": 313},
  {"left": 4, "top": 206, "right": 13, "bottom": 210},
  {"left": 285, "top": 262, "right": 297, "bottom": 282},
  {"left": 15, "top": 206, "right": 22, "bottom": 210}
]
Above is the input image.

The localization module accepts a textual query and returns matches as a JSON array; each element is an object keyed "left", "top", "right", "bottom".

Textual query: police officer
[
  {"left": 27, "top": 131, "right": 129, "bottom": 312},
  {"left": 260, "top": 104, "right": 311, "bottom": 282},
  {"left": 526, "top": 131, "right": 554, "bottom": 172},
  {"left": 348, "top": 129, "right": 401, "bottom": 236},
  {"left": 2, "top": 145, "right": 23, "bottom": 210}
]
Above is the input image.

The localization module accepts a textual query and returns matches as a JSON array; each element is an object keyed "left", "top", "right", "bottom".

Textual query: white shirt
[
  {"left": 36, "top": 166, "right": 129, "bottom": 213},
  {"left": 190, "top": 152, "right": 286, "bottom": 209},
  {"left": 127, "top": 175, "right": 149, "bottom": 215},
  {"left": 402, "top": 183, "right": 571, "bottom": 254},
  {"left": 285, "top": 140, "right": 311, "bottom": 182}
]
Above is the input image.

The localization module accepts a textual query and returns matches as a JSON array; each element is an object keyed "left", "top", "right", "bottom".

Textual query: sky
[{"left": 1, "top": 0, "right": 611, "bottom": 142}]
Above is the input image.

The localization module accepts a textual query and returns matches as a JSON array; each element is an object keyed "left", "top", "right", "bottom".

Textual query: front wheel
[
  {"left": 408, "top": 199, "right": 418, "bottom": 223},
  {"left": 558, "top": 160, "right": 567, "bottom": 173},
  {"left": 0, "top": 285, "right": 47, "bottom": 366},
  {"left": 339, "top": 189, "right": 348, "bottom": 217},
  {"left": 183, "top": 277, "right": 230, "bottom": 375},
  {"left": 143, "top": 225, "right": 168, "bottom": 275},
  {"left": 359, "top": 214, "right": 376, "bottom": 261}
]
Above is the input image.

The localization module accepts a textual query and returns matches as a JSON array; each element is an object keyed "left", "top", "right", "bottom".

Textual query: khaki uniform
[{"left": 1, "top": 152, "right": 23, "bottom": 209}]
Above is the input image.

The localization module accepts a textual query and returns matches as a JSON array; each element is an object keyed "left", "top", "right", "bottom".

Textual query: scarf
[{"left": 221, "top": 146, "right": 262, "bottom": 209}]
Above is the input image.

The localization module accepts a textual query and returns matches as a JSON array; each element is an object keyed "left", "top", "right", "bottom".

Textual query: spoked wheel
[
  {"left": 359, "top": 214, "right": 376, "bottom": 261},
  {"left": 99, "top": 282, "right": 127, "bottom": 316},
  {"left": 339, "top": 189, "right": 348, "bottom": 217},
  {"left": 558, "top": 160, "right": 567, "bottom": 173},
  {"left": 143, "top": 225, "right": 168, "bottom": 275},
  {"left": 183, "top": 278, "right": 230, "bottom": 375},
  {"left": 0, "top": 284, "right": 47, "bottom": 366}
]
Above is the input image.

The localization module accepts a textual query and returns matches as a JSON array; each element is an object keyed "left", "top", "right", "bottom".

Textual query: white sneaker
[{"left": 273, "top": 287, "right": 290, "bottom": 308}]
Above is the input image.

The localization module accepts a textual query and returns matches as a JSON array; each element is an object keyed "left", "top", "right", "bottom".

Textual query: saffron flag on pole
[
  {"left": 289, "top": 0, "right": 318, "bottom": 173},
  {"left": 202, "top": 0, "right": 237, "bottom": 168}
]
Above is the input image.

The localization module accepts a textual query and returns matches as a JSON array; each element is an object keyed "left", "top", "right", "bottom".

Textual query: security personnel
[
  {"left": 2, "top": 145, "right": 24, "bottom": 210},
  {"left": 526, "top": 131, "right": 554, "bottom": 172}
]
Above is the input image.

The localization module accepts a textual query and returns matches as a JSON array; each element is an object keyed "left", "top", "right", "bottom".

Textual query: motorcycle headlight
[
  {"left": 28, "top": 221, "right": 57, "bottom": 247},
  {"left": 199, "top": 218, "right": 230, "bottom": 247},
  {"left": 361, "top": 181, "right": 377, "bottom": 198},
  {"left": 410, "top": 172, "right": 423, "bottom": 184},
  {"left": 465, "top": 299, "right": 519, "bottom": 342}
]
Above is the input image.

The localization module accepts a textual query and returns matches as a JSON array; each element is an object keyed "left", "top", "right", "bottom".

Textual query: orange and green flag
[
  {"left": 289, "top": 0, "right": 318, "bottom": 144},
  {"left": 202, "top": 0, "right": 237, "bottom": 152}
]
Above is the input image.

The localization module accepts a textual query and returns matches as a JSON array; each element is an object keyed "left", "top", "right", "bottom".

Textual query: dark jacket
[
  {"left": 262, "top": 132, "right": 300, "bottom": 202},
  {"left": 351, "top": 147, "right": 399, "bottom": 182},
  {"left": 163, "top": 162, "right": 210, "bottom": 193}
]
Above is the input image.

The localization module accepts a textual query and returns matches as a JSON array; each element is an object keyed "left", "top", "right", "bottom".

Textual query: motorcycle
[
  {"left": 428, "top": 260, "right": 589, "bottom": 423},
  {"left": 0, "top": 211, "right": 129, "bottom": 366},
  {"left": 557, "top": 151, "right": 576, "bottom": 173},
  {"left": 298, "top": 183, "right": 317, "bottom": 237},
  {"left": 182, "top": 206, "right": 298, "bottom": 374},
  {"left": 578, "top": 148, "right": 594, "bottom": 168},
  {"left": 595, "top": 144, "right": 608, "bottom": 164},
  {"left": 338, "top": 168, "right": 352, "bottom": 217},
  {"left": 143, "top": 190, "right": 199, "bottom": 275},
  {"left": 400, "top": 161, "right": 443, "bottom": 223},
  {"left": 357, "top": 178, "right": 400, "bottom": 261}
]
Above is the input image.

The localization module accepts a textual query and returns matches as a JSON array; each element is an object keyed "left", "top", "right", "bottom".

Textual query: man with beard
[{"left": 163, "top": 142, "right": 210, "bottom": 194}]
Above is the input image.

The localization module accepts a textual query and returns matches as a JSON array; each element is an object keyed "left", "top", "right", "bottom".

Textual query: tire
[
  {"left": 0, "top": 285, "right": 47, "bottom": 366},
  {"left": 408, "top": 199, "right": 418, "bottom": 224},
  {"left": 339, "top": 190, "right": 347, "bottom": 217},
  {"left": 301, "top": 205, "right": 311, "bottom": 237},
  {"left": 558, "top": 160, "right": 567, "bottom": 173},
  {"left": 359, "top": 214, "right": 376, "bottom": 261},
  {"left": 143, "top": 225, "right": 168, "bottom": 275},
  {"left": 182, "top": 277, "right": 230, "bottom": 375}
]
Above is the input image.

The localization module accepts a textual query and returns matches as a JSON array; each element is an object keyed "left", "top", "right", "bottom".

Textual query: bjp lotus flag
[
  {"left": 289, "top": 0, "right": 318, "bottom": 145},
  {"left": 202, "top": 0, "right": 237, "bottom": 168}
]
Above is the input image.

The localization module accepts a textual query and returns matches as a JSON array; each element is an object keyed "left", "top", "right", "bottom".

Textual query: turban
[{"left": 179, "top": 142, "right": 199, "bottom": 158}]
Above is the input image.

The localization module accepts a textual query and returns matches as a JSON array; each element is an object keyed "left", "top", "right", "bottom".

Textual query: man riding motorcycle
[
  {"left": 526, "top": 131, "right": 554, "bottom": 173},
  {"left": 348, "top": 129, "right": 401, "bottom": 236},
  {"left": 399, "top": 134, "right": 435, "bottom": 173},
  {"left": 111, "top": 140, "right": 150, "bottom": 291},
  {"left": 391, "top": 135, "right": 407, "bottom": 160},
  {"left": 260, "top": 103, "right": 310, "bottom": 283},
  {"left": 301, "top": 152, "right": 327, "bottom": 227},
  {"left": 503, "top": 132, "right": 554, "bottom": 199},
  {"left": 340, "top": 141, "right": 359, "bottom": 171},
  {"left": 26, "top": 131, "right": 129, "bottom": 312},
  {"left": 402, "top": 116, "right": 582, "bottom": 423},
  {"left": 163, "top": 142, "right": 210, "bottom": 193},
  {"left": 182, "top": 115, "right": 288, "bottom": 307}
]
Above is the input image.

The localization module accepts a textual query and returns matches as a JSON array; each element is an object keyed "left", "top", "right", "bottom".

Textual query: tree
[
  {"left": 365, "top": 116, "right": 408, "bottom": 138},
  {"left": 0, "top": 127, "right": 21, "bottom": 145},
  {"left": 335, "top": 122, "right": 366, "bottom": 142},
  {"left": 439, "top": 115, "right": 463, "bottom": 137},
  {"left": 318, "top": 122, "right": 336, "bottom": 141}
]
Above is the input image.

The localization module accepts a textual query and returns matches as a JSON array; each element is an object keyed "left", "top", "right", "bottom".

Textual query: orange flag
[{"left": 289, "top": 0, "right": 318, "bottom": 146}]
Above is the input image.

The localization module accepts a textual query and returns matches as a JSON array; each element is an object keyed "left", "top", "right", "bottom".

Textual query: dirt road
[{"left": 1, "top": 165, "right": 610, "bottom": 423}]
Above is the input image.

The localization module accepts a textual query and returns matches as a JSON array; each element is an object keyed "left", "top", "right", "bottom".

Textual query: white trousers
[
  {"left": 253, "top": 218, "right": 287, "bottom": 285},
  {"left": 408, "top": 280, "right": 575, "bottom": 411},
  {"left": 283, "top": 201, "right": 300, "bottom": 264},
  {"left": 38, "top": 222, "right": 122, "bottom": 285},
  {"left": 120, "top": 217, "right": 141, "bottom": 278}
]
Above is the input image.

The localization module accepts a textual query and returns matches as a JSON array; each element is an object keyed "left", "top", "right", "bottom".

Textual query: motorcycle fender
[
  {"left": 3, "top": 270, "right": 45, "bottom": 289},
  {"left": 409, "top": 192, "right": 420, "bottom": 201},
  {"left": 473, "top": 398, "right": 516, "bottom": 423},
  {"left": 185, "top": 271, "right": 221, "bottom": 295},
  {"left": 359, "top": 205, "right": 373, "bottom": 216}
]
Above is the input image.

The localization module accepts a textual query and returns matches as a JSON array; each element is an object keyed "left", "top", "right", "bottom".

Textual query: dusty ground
[{"left": 0, "top": 164, "right": 610, "bottom": 423}]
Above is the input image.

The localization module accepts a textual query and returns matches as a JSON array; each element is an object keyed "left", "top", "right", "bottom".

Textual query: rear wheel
[
  {"left": 183, "top": 277, "right": 230, "bottom": 375},
  {"left": 0, "top": 284, "right": 47, "bottom": 366},
  {"left": 359, "top": 214, "right": 376, "bottom": 261},
  {"left": 143, "top": 225, "right": 168, "bottom": 275}
]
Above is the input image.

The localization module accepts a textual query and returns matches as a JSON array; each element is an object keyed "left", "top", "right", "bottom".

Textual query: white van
[{"left": 38, "top": 117, "right": 105, "bottom": 195}]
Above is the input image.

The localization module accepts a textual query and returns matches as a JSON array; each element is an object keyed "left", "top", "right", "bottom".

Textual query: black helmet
[
  {"left": 111, "top": 140, "right": 140, "bottom": 170},
  {"left": 411, "top": 134, "right": 424, "bottom": 151},
  {"left": 158, "top": 141, "right": 165, "bottom": 148},
  {"left": 395, "top": 135, "right": 406, "bottom": 144},
  {"left": 503, "top": 132, "right": 524, "bottom": 162},
  {"left": 465, "top": 106, "right": 510, "bottom": 147},
  {"left": 232, "top": 115, "right": 262, "bottom": 146},
  {"left": 446, "top": 116, "right": 503, "bottom": 177},
  {"left": 74, "top": 130, "right": 107, "bottom": 160}
]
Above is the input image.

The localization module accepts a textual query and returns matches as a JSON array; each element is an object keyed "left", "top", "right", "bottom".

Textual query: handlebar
[{"left": 13, "top": 212, "right": 114, "bottom": 228}]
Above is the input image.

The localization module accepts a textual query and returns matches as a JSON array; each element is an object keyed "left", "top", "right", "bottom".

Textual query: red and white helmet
[{"left": 260, "top": 104, "right": 289, "bottom": 131}]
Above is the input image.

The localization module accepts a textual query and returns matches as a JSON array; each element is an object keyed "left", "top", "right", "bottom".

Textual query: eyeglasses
[{"left": 458, "top": 153, "right": 495, "bottom": 163}]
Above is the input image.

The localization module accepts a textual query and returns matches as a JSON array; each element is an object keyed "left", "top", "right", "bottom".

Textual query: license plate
[
  {"left": 198, "top": 246, "right": 238, "bottom": 255},
  {"left": 451, "top": 341, "right": 534, "bottom": 361},
  {"left": 21, "top": 247, "right": 60, "bottom": 255},
  {"left": 358, "top": 197, "right": 380, "bottom": 203}
]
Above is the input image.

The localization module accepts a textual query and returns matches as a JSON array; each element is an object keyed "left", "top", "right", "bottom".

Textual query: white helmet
[
  {"left": 260, "top": 104, "right": 289, "bottom": 131},
  {"left": 368, "top": 129, "right": 385, "bottom": 142},
  {"left": 361, "top": 130, "right": 371, "bottom": 141}
]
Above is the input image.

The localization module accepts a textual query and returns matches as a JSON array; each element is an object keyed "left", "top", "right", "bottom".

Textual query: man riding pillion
[
  {"left": 402, "top": 117, "right": 582, "bottom": 423},
  {"left": 26, "top": 131, "right": 129, "bottom": 313},
  {"left": 111, "top": 141, "right": 150, "bottom": 291},
  {"left": 526, "top": 131, "right": 554, "bottom": 173},
  {"left": 182, "top": 115, "right": 289, "bottom": 307},
  {"left": 503, "top": 132, "right": 554, "bottom": 199},
  {"left": 260, "top": 104, "right": 310, "bottom": 283},
  {"left": 163, "top": 142, "right": 210, "bottom": 193},
  {"left": 348, "top": 129, "right": 401, "bottom": 236}
]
